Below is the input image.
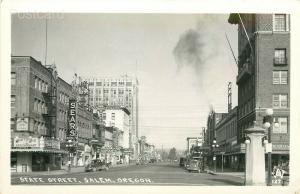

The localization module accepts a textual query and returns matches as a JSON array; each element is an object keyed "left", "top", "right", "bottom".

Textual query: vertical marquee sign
[{"left": 68, "top": 99, "right": 77, "bottom": 145}]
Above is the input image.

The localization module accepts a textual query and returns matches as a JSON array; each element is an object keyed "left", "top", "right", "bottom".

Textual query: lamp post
[
  {"left": 66, "top": 139, "right": 73, "bottom": 172},
  {"left": 263, "top": 108, "right": 278, "bottom": 186},
  {"left": 211, "top": 138, "right": 219, "bottom": 173}
]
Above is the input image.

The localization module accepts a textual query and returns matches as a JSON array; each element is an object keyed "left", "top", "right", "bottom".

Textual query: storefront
[{"left": 11, "top": 136, "right": 66, "bottom": 172}]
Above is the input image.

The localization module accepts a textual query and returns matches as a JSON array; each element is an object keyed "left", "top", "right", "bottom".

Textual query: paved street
[{"left": 11, "top": 162, "right": 244, "bottom": 186}]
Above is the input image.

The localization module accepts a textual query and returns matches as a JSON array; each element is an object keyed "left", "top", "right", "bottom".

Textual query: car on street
[
  {"left": 85, "top": 159, "right": 110, "bottom": 172},
  {"left": 179, "top": 157, "right": 186, "bottom": 167},
  {"left": 186, "top": 159, "right": 201, "bottom": 173}
]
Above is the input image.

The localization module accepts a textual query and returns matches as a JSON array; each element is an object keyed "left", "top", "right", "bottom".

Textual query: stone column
[{"left": 245, "top": 126, "right": 266, "bottom": 186}]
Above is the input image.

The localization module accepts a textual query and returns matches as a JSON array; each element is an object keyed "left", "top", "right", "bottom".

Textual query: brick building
[
  {"left": 11, "top": 56, "right": 101, "bottom": 171},
  {"left": 228, "top": 14, "right": 290, "bottom": 168},
  {"left": 11, "top": 56, "right": 65, "bottom": 172},
  {"left": 215, "top": 106, "right": 245, "bottom": 170}
]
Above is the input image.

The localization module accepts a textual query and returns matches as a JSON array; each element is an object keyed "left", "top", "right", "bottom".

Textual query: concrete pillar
[{"left": 245, "top": 126, "right": 266, "bottom": 186}]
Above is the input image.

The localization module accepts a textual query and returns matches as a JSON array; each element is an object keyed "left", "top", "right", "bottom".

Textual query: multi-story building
[
  {"left": 10, "top": 56, "right": 100, "bottom": 171},
  {"left": 228, "top": 14, "right": 290, "bottom": 167},
  {"left": 215, "top": 106, "right": 245, "bottom": 170},
  {"left": 91, "top": 110, "right": 105, "bottom": 159},
  {"left": 103, "top": 107, "right": 130, "bottom": 148},
  {"left": 83, "top": 75, "right": 139, "bottom": 159},
  {"left": 205, "top": 110, "right": 227, "bottom": 147},
  {"left": 75, "top": 104, "right": 93, "bottom": 166},
  {"left": 11, "top": 56, "right": 64, "bottom": 172},
  {"left": 56, "top": 77, "right": 74, "bottom": 142},
  {"left": 103, "top": 106, "right": 131, "bottom": 163},
  {"left": 204, "top": 110, "right": 227, "bottom": 168}
]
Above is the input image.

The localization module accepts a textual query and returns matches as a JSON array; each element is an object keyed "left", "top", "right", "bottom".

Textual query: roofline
[{"left": 12, "top": 56, "right": 58, "bottom": 81}]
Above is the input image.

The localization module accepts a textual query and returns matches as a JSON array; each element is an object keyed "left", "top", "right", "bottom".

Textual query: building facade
[
  {"left": 83, "top": 76, "right": 139, "bottom": 159},
  {"left": 228, "top": 14, "right": 290, "bottom": 168},
  {"left": 11, "top": 56, "right": 65, "bottom": 172},
  {"left": 215, "top": 106, "right": 245, "bottom": 170},
  {"left": 103, "top": 107, "right": 130, "bottom": 149}
]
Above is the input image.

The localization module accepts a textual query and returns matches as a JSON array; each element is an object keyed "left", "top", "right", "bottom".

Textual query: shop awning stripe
[{"left": 11, "top": 149, "right": 68, "bottom": 154}]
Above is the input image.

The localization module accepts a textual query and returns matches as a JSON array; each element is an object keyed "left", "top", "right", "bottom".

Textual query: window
[
  {"left": 96, "top": 82, "right": 102, "bottom": 86},
  {"left": 126, "top": 82, "right": 132, "bottom": 86},
  {"left": 273, "top": 71, "right": 288, "bottom": 84},
  {"left": 103, "top": 113, "right": 106, "bottom": 120},
  {"left": 11, "top": 118, "right": 16, "bottom": 131},
  {"left": 118, "top": 89, "right": 124, "bottom": 95},
  {"left": 45, "top": 83, "right": 48, "bottom": 93},
  {"left": 88, "top": 82, "right": 94, "bottom": 86},
  {"left": 274, "top": 49, "right": 287, "bottom": 65},
  {"left": 273, "top": 117, "right": 288, "bottom": 133},
  {"left": 274, "top": 14, "right": 287, "bottom": 31},
  {"left": 38, "top": 80, "right": 42, "bottom": 91},
  {"left": 11, "top": 95, "right": 16, "bottom": 109},
  {"left": 34, "top": 99, "right": 37, "bottom": 112},
  {"left": 111, "top": 82, "right": 117, "bottom": 87},
  {"left": 111, "top": 113, "right": 115, "bottom": 120},
  {"left": 37, "top": 101, "right": 41, "bottom": 113},
  {"left": 34, "top": 76, "right": 38, "bottom": 89},
  {"left": 11, "top": 72, "right": 16, "bottom": 85},
  {"left": 96, "top": 89, "right": 101, "bottom": 95},
  {"left": 273, "top": 94, "right": 288, "bottom": 108}
]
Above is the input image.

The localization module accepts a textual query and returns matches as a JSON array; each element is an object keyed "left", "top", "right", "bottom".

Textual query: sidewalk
[
  {"left": 11, "top": 162, "right": 136, "bottom": 176},
  {"left": 206, "top": 168, "right": 245, "bottom": 178}
]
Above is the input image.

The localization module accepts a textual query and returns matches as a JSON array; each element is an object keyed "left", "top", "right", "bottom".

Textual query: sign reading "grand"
[{"left": 67, "top": 99, "right": 77, "bottom": 141}]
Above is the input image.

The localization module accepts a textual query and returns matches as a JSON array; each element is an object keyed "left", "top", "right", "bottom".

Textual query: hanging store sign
[
  {"left": 43, "top": 139, "right": 60, "bottom": 150},
  {"left": 16, "top": 118, "right": 29, "bottom": 131},
  {"left": 67, "top": 99, "right": 77, "bottom": 142},
  {"left": 14, "top": 137, "right": 39, "bottom": 148}
]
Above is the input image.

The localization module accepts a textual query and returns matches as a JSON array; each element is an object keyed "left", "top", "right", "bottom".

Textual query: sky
[{"left": 12, "top": 13, "right": 238, "bottom": 150}]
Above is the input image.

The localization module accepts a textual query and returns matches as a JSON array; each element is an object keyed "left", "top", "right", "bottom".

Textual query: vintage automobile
[
  {"left": 186, "top": 159, "right": 201, "bottom": 173},
  {"left": 84, "top": 159, "right": 110, "bottom": 172},
  {"left": 179, "top": 157, "right": 186, "bottom": 167}
]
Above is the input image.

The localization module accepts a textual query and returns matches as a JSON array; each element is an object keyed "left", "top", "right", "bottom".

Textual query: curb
[{"left": 207, "top": 171, "right": 216, "bottom": 175}]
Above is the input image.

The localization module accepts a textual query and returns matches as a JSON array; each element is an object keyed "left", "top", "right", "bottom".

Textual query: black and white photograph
[{"left": 1, "top": 0, "right": 300, "bottom": 193}]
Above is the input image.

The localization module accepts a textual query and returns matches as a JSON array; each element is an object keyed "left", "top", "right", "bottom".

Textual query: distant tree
[{"left": 168, "top": 147, "right": 177, "bottom": 160}]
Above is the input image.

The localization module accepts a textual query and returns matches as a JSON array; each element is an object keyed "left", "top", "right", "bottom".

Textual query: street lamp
[
  {"left": 263, "top": 108, "right": 277, "bottom": 186},
  {"left": 211, "top": 138, "right": 219, "bottom": 173},
  {"left": 66, "top": 139, "right": 73, "bottom": 172}
]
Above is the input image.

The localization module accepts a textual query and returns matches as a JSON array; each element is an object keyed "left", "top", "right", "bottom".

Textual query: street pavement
[{"left": 11, "top": 162, "right": 244, "bottom": 186}]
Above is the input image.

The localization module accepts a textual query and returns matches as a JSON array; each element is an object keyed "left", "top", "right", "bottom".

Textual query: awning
[{"left": 11, "top": 148, "right": 68, "bottom": 154}]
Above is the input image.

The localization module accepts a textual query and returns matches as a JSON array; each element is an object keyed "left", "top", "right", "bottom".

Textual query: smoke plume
[{"left": 173, "top": 29, "right": 206, "bottom": 73}]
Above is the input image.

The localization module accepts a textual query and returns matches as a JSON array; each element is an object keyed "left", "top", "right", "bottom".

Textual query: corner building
[
  {"left": 228, "top": 14, "right": 290, "bottom": 168},
  {"left": 11, "top": 56, "right": 65, "bottom": 172}
]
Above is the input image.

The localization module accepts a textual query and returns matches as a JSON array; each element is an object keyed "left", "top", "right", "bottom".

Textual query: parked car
[
  {"left": 85, "top": 159, "right": 110, "bottom": 172},
  {"left": 149, "top": 158, "right": 157, "bottom": 163},
  {"left": 179, "top": 157, "right": 186, "bottom": 167},
  {"left": 186, "top": 159, "right": 201, "bottom": 173}
]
